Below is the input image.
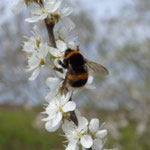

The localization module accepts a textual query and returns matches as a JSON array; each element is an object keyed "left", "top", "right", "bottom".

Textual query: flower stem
[{"left": 45, "top": 64, "right": 53, "bottom": 69}]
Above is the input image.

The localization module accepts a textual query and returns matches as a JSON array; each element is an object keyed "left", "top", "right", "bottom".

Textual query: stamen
[
  {"left": 38, "top": 58, "right": 45, "bottom": 67},
  {"left": 36, "top": 39, "right": 40, "bottom": 48}
]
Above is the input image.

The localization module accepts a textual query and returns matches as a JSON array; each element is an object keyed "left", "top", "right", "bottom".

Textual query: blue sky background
[
  {"left": 1, "top": 0, "right": 133, "bottom": 23},
  {"left": 1, "top": 0, "right": 150, "bottom": 109}
]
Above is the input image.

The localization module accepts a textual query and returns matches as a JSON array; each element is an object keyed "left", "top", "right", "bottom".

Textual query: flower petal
[
  {"left": 92, "top": 139, "right": 103, "bottom": 150},
  {"left": 45, "top": 106, "right": 57, "bottom": 117},
  {"left": 25, "top": 16, "right": 41, "bottom": 23},
  {"left": 62, "top": 17, "right": 75, "bottom": 31},
  {"left": 89, "top": 118, "right": 99, "bottom": 133},
  {"left": 66, "top": 140, "right": 78, "bottom": 150},
  {"left": 78, "top": 117, "right": 88, "bottom": 131},
  {"left": 51, "top": 112, "right": 62, "bottom": 127},
  {"left": 38, "top": 43, "right": 48, "bottom": 58},
  {"left": 48, "top": 47, "right": 61, "bottom": 57},
  {"left": 59, "top": 26, "right": 68, "bottom": 39},
  {"left": 45, "top": 119, "right": 61, "bottom": 132},
  {"left": 46, "top": 77, "right": 60, "bottom": 90},
  {"left": 61, "top": 7, "right": 73, "bottom": 17},
  {"left": 62, "top": 101, "right": 76, "bottom": 112},
  {"left": 45, "top": 92, "right": 53, "bottom": 102},
  {"left": 80, "top": 135, "right": 93, "bottom": 148},
  {"left": 87, "top": 76, "right": 93, "bottom": 84},
  {"left": 46, "top": 0, "right": 62, "bottom": 13},
  {"left": 95, "top": 129, "right": 108, "bottom": 139},
  {"left": 39, "top": 13, "right": 48, "bottom": 20},
  {"left": 67, "top": 41, "right": 76, "bottom": 49},
  {"left": 56, "top": 40, "right": 67, "bottom": 52},
  {"left": 29, "top": 4, "right": 42, "bottom": 15},
  {"left": 61, "top": 91, "right": 72, "bottom": 104},
  {"left": 29, "top": 68, "right": 40, "bottom": 80},
  {"left": 54, "top": 59, "right": 62, "bottom": 68}
]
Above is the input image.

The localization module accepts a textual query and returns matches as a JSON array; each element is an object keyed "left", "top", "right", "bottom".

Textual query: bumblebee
[{"left": 58, "top": 48, "right": 109, "bottom": 93}]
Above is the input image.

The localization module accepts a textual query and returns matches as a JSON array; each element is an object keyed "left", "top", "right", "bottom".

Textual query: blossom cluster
[{"left": 13, "top": 0, "right": 113, "bottom": 149}]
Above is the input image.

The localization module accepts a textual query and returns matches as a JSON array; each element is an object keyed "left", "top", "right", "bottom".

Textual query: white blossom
[
  {"left": 61, "top": 17, "right": 75, "bottom": 33},
  {"left": 25, "top": 42, "right": 49, "bottom": 80},
  {"left": 48, "top": 39, "right": 68, "bottom": 78},
  {"left": 23, "top": 25, "right": 50, "bottom": 80},
  {"left": 63, "top": 112, "right": 93, "bottom": 150},
  {"left": 49, "top": 40, "right": 67, "bottom": 58},
  {"left": 85, "top": 75, "right": 95, "bottom": 90},
  {"left": 89, "top": 118, "right": 108, "bottom": 150},
  {"left": 55, "top": 25, "right": 76, "bottom": 49},
  {"left": 25, "top": 0, "right": 73, "bottom": 23},
  {"left": 43, "top": 92, "right": 76, "bottom": 132},
  {"left": 21, "top": 0, "right": 113, "bottom": 149},
  {"left": 45, "top": 77, "right": 61, "bottom": 102},
  {"left": 23, "top": 25, "right": 41, "bottom": 54}
]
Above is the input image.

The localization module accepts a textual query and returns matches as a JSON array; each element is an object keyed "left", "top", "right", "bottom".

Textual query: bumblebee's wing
[{"left": 85, "top": 59, "right": 109, "bottom": 75}]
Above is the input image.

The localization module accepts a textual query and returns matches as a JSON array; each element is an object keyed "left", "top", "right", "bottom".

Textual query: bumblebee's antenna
[{"left": 77, "top": 46, "right": 80, "bottom": 51}]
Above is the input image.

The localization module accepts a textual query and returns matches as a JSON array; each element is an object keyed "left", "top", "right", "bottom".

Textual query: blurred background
[{"left": 0, "top": 0, "right": 150, "bottom": 149}]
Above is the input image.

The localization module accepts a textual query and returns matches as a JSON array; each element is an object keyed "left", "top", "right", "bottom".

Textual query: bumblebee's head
[{"left": 65, "top": 48, "right": 72, "bottom": 57}]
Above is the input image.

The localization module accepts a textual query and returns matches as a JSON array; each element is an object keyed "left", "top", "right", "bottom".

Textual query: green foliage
[
  {"left": 119, "top": 120, "right": 143, "bottom": 150},
  {"left": 106, "top": 119, "right": 150, "bottom": 150},
  {"left": 1, "top": 107, "right": 150, "bottom": 150},
  {"left": 0, "top": 108, "right": 63, "bottom": 150}
]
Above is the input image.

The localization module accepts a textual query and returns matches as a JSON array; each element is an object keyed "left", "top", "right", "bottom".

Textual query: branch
[
  {"left": 40, "top": 0, "right": 79, "bottom": 128},
  {"left": 39, "top": 1, "right": 92, "bottom": 149},
  {"left": 23, "top": 1, "right": 106, "bottom": 150},
  {"left": 40, "top": 0, "right": 56, "bottom": 48},
  {"left": 45, "top": 19, "right": 57, "bottom": 48},
  {"left": 44, "top": 17, "right": 81, "bottom": 140}
]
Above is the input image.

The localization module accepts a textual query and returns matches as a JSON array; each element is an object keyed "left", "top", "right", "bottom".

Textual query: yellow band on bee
[
  {"left": 65, "top": 51, "right": 80, "bottom": 59},
  {"left": 67, "top": 72, "right": 88, "bottom": 81}
]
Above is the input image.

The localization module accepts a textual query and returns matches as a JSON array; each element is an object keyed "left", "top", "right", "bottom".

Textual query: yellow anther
[
  {"left": 36, "top": 39, "right": 40, "bottom": 48},
  {"left": 53, "top": 14, "right": 60, "bottom": 20},
  {"left": 38, "top": 58, "right": 45, "bottom": 67},
  {"left": 91, "top": 133, "right": 95, "bottom": 139}
]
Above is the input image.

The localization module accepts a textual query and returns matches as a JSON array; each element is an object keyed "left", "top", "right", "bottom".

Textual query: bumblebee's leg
[
  {"left": 59, "top": 77, "right": 69, "bottom": 95},
  {"left": 54, "top": 77, "right": 68, "bottom": 96},
  {"left": 77, "top": 46, "right": 80, "bottom": 51},
  {"left": 52, "top": 59, "right": 66, "bottom": 73},
  {"left": 53, "top": 66, "right": 63, "bottom": 73},
  {"left": 58, "top": 60, "right": 67, "bottom": 69}
]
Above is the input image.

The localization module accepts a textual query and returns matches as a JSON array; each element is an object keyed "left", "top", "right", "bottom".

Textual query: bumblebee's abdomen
[
  {"left": 67, "top": 72, "right": 88, "bottom": 88},
  {"left": 69, "top": 79, "right": 88, "bottom": 88}
]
